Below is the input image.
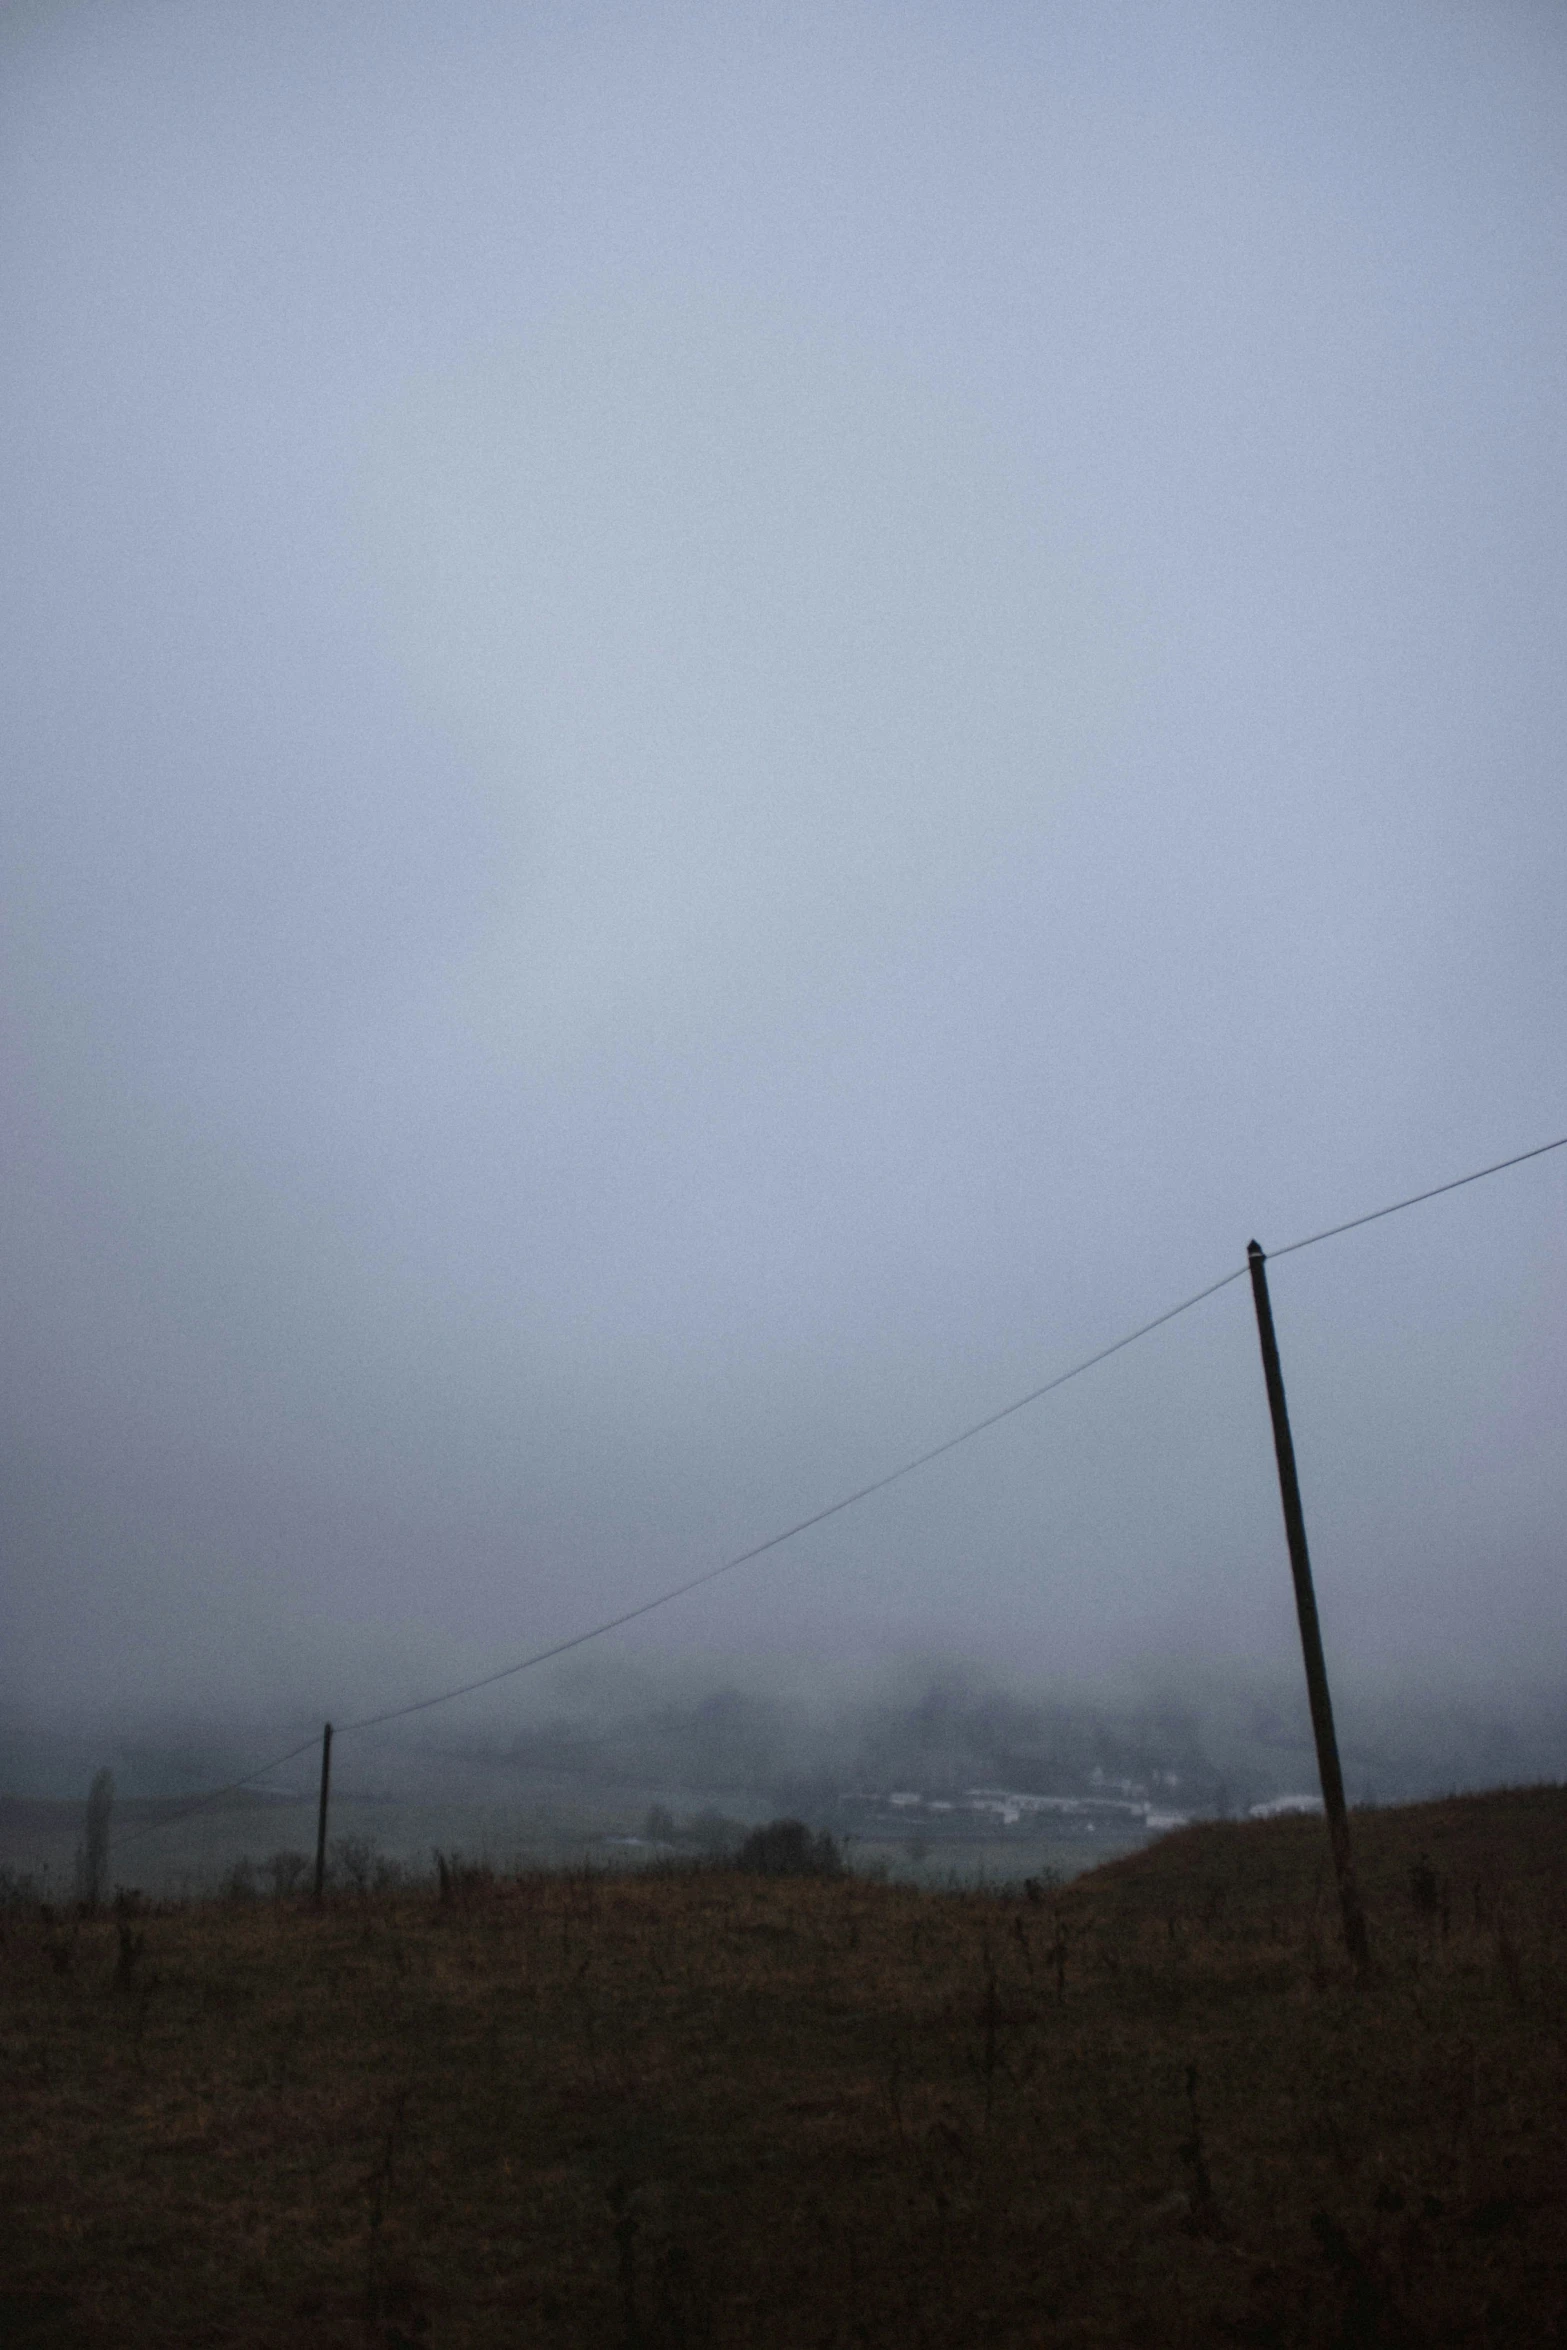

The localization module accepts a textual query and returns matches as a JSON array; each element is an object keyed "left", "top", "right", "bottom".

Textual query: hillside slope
[{"left": 2, "top": 1786, "right": 1564, "bottom": 2346}]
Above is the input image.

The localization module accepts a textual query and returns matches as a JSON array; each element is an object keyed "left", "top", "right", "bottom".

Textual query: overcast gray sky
[{"left": 3, "top": 0, "right": 1564, "bottom": 1738}]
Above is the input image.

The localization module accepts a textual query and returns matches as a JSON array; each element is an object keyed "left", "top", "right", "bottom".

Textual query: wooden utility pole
[
  {"left": 312, "top": 1722, "right": 333, "bottom": 1905},
  {"left": 1246, "top": 1242, "right": 1370, "bottom": 1971}
]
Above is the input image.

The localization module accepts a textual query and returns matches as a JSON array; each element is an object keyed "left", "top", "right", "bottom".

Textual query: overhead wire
[
  {"left": 1265, "top": 1134, "right": 1566, "bottom": 1261},
  {"left": 106, "top": 1131, "right": 1566, "bottom": 1840},
  {"left": 112, "top": 1736, "right": 323, "bottom": 1855},
  {"left": 339, "top": 1261, "right": 1251, "bottom": 1734},
  {"left": 347, "top": 1129, "right": 1566, "bottom": 1731}
]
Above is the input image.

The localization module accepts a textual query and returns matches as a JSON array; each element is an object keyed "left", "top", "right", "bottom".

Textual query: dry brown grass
[{"left": 2, "top": 1786, "right": 1565, "bottom": 2346}]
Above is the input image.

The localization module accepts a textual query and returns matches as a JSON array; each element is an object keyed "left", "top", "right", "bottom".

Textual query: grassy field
[{"left": 2, "top": 1785, "right": 1564, "bottom": 2347}]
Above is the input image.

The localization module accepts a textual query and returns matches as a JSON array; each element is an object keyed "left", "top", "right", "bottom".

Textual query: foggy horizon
[{"left": 3, "top": 4, "right": 1564, "bottom": 1768}]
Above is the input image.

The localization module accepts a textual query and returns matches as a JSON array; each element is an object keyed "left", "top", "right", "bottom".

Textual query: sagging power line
[{"left": 110, "top": 1131, "right": 1565, "bottom": 1870}]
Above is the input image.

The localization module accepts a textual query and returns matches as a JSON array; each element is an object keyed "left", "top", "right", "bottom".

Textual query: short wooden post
[
  {"left": 312, "top": 1722, "right": 333, "bottom": 1905},
  {"left": 1246, "top": 1242, "right": 1370, "bottom": 1972}
]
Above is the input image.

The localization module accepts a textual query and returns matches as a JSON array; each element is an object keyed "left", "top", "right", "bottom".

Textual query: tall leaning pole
[{"left": 1246, "top": 1241, "right": 1370, "bottom": 1972}]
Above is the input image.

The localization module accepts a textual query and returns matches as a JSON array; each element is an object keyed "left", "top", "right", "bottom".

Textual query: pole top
[{"left": 1247, "top": 1239, "right": 1265, "bottom": 1259}]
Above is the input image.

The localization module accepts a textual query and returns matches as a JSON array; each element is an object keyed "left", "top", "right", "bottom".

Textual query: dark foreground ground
[{"left": 2, "top": 1785, "right": 1564, "bottom": 2347}]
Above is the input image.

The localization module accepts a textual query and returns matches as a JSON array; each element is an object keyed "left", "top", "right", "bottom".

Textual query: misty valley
[{"left": 4, "top": 1668, "right": 1564, "bottom": 1908}]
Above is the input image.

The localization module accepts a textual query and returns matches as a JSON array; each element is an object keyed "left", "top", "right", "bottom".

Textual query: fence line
[{"left": 108, "top": 1133, "right": 1565, "bottom": 1859}]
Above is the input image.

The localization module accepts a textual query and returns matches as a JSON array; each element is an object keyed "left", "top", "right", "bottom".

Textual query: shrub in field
[
  {"left": 734, "top": 1819, "right": 843, "bottom": 1878},
  {"left": 685, "top": 1807, "right": 745, "bottom": 1856},
  {"left": 642, "top": 1805, "right": 745, "bottom": 1857},
  {"left": 113, "top": 1920, "right": 145, "bottom": 1990},
  {"left": 329, "top": 1835, "right": 379, "bottom": 1893},
  {"left": 265, "top": 1850, "right": 308, "bottom": 1898},
  {"left": 434, "top": 1850, "right": 494, "bottom": 1907}
]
